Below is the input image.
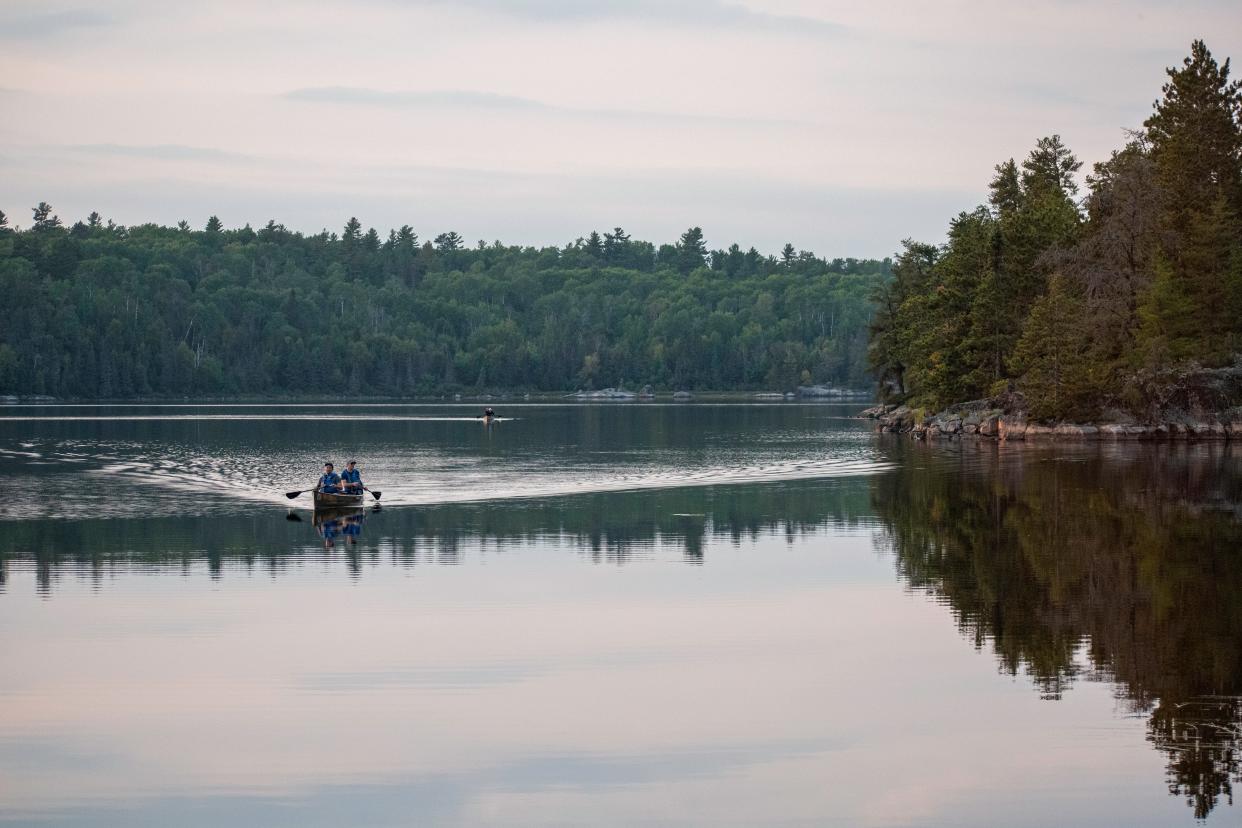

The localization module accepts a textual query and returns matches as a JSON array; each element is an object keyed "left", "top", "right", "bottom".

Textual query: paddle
[{"left": 287, "top": 484, "right": 378, "bottom": 500}]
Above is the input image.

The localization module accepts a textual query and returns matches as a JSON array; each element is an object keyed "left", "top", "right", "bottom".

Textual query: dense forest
[
  {"left": 0, "top": 204, "right": 888, "bottom": 398},
  {"left": 869, "top": 41, "right": 1242, "bottom": 421}
]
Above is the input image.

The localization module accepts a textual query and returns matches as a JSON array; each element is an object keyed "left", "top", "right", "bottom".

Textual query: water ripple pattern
[{"left": 0, "top": 402, "right": 887, "bottom": 519}]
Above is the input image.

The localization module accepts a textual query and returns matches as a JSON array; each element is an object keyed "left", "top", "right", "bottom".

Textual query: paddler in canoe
[
  {"left": 340, "top": 460, "right": 363, "bottom": 494},
  {"left": 480, "top": 406, "right": 497, "bottom": 422},
  {"left": 317, "top": 462, "right": 342, "bottom": 493},
  {"left": 284, "top": 464, "right": 380, "bottom": 503}
]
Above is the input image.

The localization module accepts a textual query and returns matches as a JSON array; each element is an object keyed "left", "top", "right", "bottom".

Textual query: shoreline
[{"left": 861, "top": 404, "right": 1242, "bottom": 441}]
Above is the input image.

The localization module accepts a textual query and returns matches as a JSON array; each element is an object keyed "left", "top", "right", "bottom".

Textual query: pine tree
[
  {"left": 1137, "top": 41, "right": 1242, "bottom": 369},
  {"left": 342, "top": 217, "right": 362, "bottom": 248},
  {"left": 1011, "top": 274, "right": 1095, "bottom": 420},
  {"left": 868, "top": 240, "right": 938, "bottom": 401},
  {"left": 32, "top": 202, "right": 61, "bottom": 230},
  {"left": 1177, "top": 194, "right": 1242, "bottom": 361},
  {"left": 675, "top": 227, "right": 707, "bottom": 275},
  {"left": 603, "top": 227, "right": 630, "bottom": 265},
  {"left": 434, "top": 231, "right": 463, "bottom": 252},
  {"left": 204, "top": 215, "right": 223, "bottom": 234},
  {"left": 396, "top": 225, "right": 418, "bottom": 249},
  {"left": 1144, "top": 40, "right": 1242, "bottom": 221},
  {"left": 989, "top": 159, "right": 1024, "bottom": 217},
  {"left": 915, "top": 207, "right": 994, "bottom": 407},
  {"left": 1021, "top": 135, "right": 1082, "bottom": 198},
  {"left": 780, "top": 243, "right": 797, "bottom": 268},
  {"left": 1135, "top": 256, "right": 1198, "bottom": 366},
  {"left": 585, "top": 231, "right": 603, "bottom": 259}
]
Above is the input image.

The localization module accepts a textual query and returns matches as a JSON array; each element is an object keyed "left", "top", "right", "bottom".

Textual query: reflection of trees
[
  {"left": 0, "top": 480, "right": 873, "bottom": 592},
  {"left": 1150, "top": 698, "right": 1241, "bottom": 819},
  {"left": 871, "top": 440, "right": 1242, "bottom": 817}
]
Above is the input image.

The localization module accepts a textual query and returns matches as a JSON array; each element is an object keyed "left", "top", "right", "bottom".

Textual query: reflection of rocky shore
[{"left": 871, "top": 441, "right": 1242, "bottom": 818}]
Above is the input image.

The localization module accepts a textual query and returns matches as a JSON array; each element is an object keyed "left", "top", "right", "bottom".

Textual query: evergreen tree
[
  {"left": 780, "top": 243, "right": 797, "bottom": 268},
  {"left": 1140, "top": 41, "right": 1242, "bottom": 365},
  {"left": 1136, "top": 256, "right": 1199, "bottom": 367},
  {"left": 434, "top": 231, "right": 463, "bottom": 252},
  {"left": 1172, "top": 194, "right": 1242, "bottom": 361},
  {"left": 1144, "top": 39, "right": 1242, "bottom": 220},
  {"left": 675, "top": 227, "right": 707, "bottom": 275},
  {"left": 32, "top": 202, "right": 61, "bottom": 230},
  {"left": 1021, "top": 134, "right": 1082, "bottom": 197},
  {"left": 1011, "top": 273, "right": 1094, "bottom": 420},
  {"left": 342, "top": 217, "right": 362, "bottom": 247},
  {"left": 584, "top": 231, "right": 603, "bottom": 259},
  {"left": 603, "top": 227, "right": 630, "bottom": 264},
  {"left": 868, "top": 240, "right": 938, "bottom": 401},
  {"left": 989, "top": 159, "right": 1024, "bottom": 217},
  {"left": 910, "top": 208, "right": 994, "bottom": 408},
  {"left": 205, "top": 215, "right": 223, "bottom": 234}
]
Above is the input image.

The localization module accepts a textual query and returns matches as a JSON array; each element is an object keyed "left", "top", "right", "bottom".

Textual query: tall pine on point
[
  {"left": 1143, "top": 40, "right": 1242, "bottom": 362},
  {"left": 1010, "top": 273, "right": 1094, "bottom": 421}
]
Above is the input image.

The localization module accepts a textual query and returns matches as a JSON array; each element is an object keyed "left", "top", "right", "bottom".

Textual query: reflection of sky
[{"left": 0, "top": 530, "right": 1192, "bottom": 826}]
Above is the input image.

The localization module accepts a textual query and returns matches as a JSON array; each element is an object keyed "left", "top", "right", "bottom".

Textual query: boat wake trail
[{"left": 0, "top": 433, "right": 890, "bottom": 519}]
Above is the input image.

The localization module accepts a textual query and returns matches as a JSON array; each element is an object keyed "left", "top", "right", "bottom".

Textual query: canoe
[{"left": 313, "top": 490, "right": 364, "bottom": 510}]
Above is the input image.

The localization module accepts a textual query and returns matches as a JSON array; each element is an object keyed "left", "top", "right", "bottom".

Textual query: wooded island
[{"left": 868, "top": 41, "right": 1242, "bottom": 436}]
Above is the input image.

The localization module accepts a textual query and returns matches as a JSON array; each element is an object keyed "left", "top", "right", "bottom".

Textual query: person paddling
[
  {"left": 482, "top": 407, "right": 496, "bottom": 419},
  {"left": 341, "top": 460, "right": 363, "bottom": 494},
  {"left": 317, "top": 462, "right": 342, "bottom": 494}
]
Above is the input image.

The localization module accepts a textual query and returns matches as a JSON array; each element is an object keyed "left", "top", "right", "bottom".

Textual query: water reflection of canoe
[
  {"left": 312, "top": 506, "right": 365, "bottom": 526},
  {"left": 313, "top": 490, "right": 365, "bottom": 510}
]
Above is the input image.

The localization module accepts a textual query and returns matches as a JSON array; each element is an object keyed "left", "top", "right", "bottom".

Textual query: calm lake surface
[{"left": 1, "top": 402, "right": 1239, "bottom": 827}]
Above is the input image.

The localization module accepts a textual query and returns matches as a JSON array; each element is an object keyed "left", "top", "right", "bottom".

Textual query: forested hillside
[
  {"left": 869, "top": 40, "right": 1242, "bottom": 421},
  {"left": 0, "top": 212, "right": 888, "bottom": 398}
]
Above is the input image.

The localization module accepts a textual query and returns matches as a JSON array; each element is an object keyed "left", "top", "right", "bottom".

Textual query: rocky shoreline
[{"left": 861, "top": 402, "right": 1242, "bottom": 441}]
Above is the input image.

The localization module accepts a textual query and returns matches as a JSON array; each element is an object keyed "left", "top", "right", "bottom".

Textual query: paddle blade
[
  {"left": 370, "top": 490, "right": 382, "bottom": 500},
  {"left": 285, "top": 490, "right": 304, "bottom": 499}
]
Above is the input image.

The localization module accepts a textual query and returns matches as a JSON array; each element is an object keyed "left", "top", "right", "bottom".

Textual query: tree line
[
  {"left": 0, "top": 206, "right": 889, "bottom": 398},
  {"left": 869, "top": 40, "right": 1242, "bottom": 421}
]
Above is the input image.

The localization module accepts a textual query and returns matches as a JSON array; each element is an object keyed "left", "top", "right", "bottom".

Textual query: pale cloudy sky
[{"left": 2, "top": 1, "right": 1239, "bottom": 257}]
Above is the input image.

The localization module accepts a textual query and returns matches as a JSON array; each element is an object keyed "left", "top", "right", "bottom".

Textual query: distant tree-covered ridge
[
  {"left": 0, "top": 206, "right": 889, "bottom": 398},
  {"left": 869, "top": 40, "right": 1242, "bottom": 422}
]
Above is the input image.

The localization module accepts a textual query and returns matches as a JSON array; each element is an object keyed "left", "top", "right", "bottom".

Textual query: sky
[{"left": 1, "top": 1, "right": 1240, "bottom": 258}]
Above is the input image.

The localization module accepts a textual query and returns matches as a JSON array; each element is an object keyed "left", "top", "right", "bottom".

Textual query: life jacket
[
  {"left": 342, "top": 469, "right": 362, "bottom": 486},
  {"left": 319, "top": 471, "right": 341, "bottom": 490}
]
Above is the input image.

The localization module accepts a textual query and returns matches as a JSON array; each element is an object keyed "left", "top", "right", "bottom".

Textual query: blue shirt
[
  {"left": 319, "top": 471, "right": 341, "bottom": 491},
  {"left": 341, "top": 469, "right": 362, "bottom": 486}
]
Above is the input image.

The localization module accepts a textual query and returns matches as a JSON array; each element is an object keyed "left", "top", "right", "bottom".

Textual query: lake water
[{"left": 1, "top": 403, "right": 1239, "bottom": 827}]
